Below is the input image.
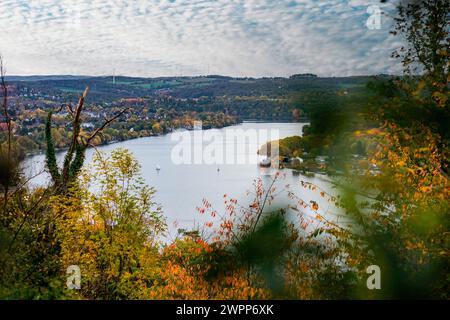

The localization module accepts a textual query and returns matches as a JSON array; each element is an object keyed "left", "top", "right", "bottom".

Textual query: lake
[{"left": 23, "top": 122, "right": 341, "bottom": 238}]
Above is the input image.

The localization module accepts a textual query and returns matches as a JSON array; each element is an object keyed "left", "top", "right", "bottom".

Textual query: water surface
[{"left": 23, "top": 122, "right": 340, "bottom": 238}]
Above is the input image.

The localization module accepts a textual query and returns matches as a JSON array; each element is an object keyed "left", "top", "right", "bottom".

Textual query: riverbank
[
  {"left": 23, "top": 122, "right": 318, "bottom": 220},
  {"left": 22, "top": 118, "right": 245, "bottom": 159}
]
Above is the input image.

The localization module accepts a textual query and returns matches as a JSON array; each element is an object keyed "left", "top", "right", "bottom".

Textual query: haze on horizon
[{"left": 0, "top": 0, "right": 401, "bottom": 78}]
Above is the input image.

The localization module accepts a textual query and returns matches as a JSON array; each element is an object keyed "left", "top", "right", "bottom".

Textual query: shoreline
[
  {"left": 23, "top": 119, "right": 309, "bottom": 159},
  {"left": 23, "top": 120, "right": 243, "bottom": 159}
]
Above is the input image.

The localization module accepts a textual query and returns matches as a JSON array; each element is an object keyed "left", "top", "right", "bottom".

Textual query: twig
[{"left": 84, "top": 108, "right": 130, "bottom": 147}]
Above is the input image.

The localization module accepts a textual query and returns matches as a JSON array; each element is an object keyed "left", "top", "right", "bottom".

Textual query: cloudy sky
[{"left": 0, "top": 0, "right": 402, "bottom": 77}]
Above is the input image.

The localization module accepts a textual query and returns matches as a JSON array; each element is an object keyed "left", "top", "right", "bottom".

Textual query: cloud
[{"left": 0, "top": 0, "right": 402, "bottom": 77}]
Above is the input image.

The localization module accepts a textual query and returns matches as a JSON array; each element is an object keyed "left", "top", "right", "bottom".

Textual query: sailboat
[{"left": 156, "top": 164, "right": 161, "bottom": 171}]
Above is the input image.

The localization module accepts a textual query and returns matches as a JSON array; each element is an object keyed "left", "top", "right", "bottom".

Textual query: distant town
[{"left": 2, "top": 74, "right": 371, "bottom": 157}]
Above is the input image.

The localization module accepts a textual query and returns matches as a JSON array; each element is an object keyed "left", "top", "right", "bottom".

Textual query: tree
[
  {"left": 151, "top": 122, "right": 162, "bottom": 134},
  {"left": 0, "top": 55, "right": 17, "bottom": 204},
  {"left": 392, "top": 0, "right": 450, "bottom": 88},
  {"left": 45, "top": 87, "right": 128, "bottom": 193},
  {"left": 325, "top": 0, "right": 450, "bottom": 298},
  {"left": 54, "top": 148, "right": 166, "bottom": 299}
]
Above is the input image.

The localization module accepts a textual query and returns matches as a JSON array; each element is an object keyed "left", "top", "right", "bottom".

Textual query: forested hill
[
  {"left": 7, "top": 74, "right": 376, "bottom": 119},
  {"left": 7, "top": 74, "right": 373, "bottom": 99}
]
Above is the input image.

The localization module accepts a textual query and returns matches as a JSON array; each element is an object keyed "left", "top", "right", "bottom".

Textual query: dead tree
[
  {"left": 0, "top": 55, "right": 14, "bottom": 203},
  {"left": 45, "top": 86, "right": 128, "bottom": 193}
]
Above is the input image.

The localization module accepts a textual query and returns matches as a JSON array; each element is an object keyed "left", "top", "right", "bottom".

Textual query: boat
[{"left": 156, "top": 165, "right": 161, "bottom": 171}]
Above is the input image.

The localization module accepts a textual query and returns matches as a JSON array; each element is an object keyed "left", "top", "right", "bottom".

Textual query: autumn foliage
[{"left": 0, "top": 0, "right": 449, "bottom": 300}]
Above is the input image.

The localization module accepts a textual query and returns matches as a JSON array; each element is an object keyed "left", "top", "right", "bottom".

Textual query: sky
[{"left": 0, "top": 0, "right": 402, "bottom": 77}]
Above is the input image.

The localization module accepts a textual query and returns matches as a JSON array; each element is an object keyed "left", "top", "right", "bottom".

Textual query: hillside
[{"left": 6, "top": 74, "right": 375, "bottom": 121}]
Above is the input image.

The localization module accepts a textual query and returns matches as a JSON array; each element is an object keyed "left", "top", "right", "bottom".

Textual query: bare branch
[
  {"left": 45, "top": 85, "right": 128, "bottom": 192},
  {"left": 66, "top": 104, "right": 74, "bottom": 115},
  {"left": 0, "top": 55, "right": 12, "bottom": 158},
  {"left": 61, "top": 86, "right": 90, "bottom": 181},
  {"left": 84, "top": 107, "right": 130, "bottom": 146},
  {"left": 0, "top": 54, "right": 13, "bottom": 205}
]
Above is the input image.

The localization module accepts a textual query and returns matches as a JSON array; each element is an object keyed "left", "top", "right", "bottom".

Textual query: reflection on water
[{"left": 22, "top": 122, "right": 340, "bottom": 238}]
